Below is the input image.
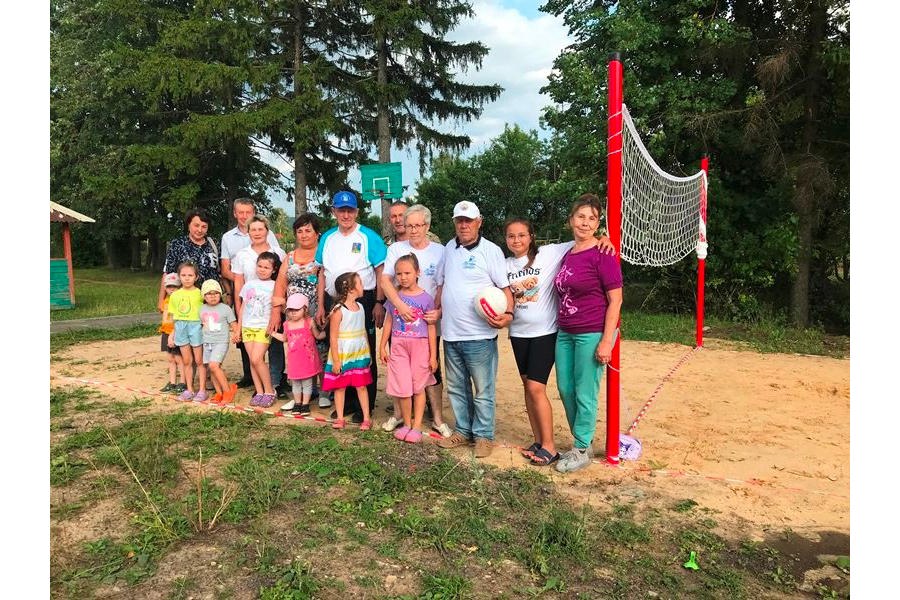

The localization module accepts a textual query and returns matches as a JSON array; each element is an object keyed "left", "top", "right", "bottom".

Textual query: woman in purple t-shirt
[{"left": 552, "top": 194, "right": 623, "bottom": 474}]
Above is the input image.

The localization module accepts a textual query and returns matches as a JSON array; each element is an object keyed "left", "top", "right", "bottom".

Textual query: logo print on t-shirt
[
  {"left": 177, "top": 297, "right": 192, "bottom": 317},
  {"left": 462, "top": 256, "right": 476, "bottom": 270},
  {"left": 202, "top": 310, "right": 222, "bottom": 332},
  {"left": 509, "top": 276, "right": 539, "bottom": 305},
  {"left": 351, "top": 242, "right": 362, "bottom": 254}
]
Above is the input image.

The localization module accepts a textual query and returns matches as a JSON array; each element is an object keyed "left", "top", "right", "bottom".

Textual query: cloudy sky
[{"left": 269, "top": 0, "right": 572, "bottom": 216}]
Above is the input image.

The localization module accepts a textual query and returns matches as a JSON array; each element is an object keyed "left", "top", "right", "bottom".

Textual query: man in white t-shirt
[
  {"left": 219, "top": 198, "right": 283, "bottom": 387},
  {"left": 436, "top": 201, "right": 513, "bottom": 458},
  {"left": 315, "top": 190, "right": 388, "bottom": 421}
]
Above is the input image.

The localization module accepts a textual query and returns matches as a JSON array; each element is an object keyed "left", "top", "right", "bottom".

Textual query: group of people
[{"left": 157, "top": 189, "right": 622, "bottom": 474}]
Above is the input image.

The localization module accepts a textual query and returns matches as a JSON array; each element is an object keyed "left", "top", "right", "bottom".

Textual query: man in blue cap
[{"left": 315, "top": 189, "right": 388, "bottom": 421}]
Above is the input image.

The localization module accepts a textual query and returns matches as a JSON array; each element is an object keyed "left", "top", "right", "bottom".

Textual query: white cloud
[{"left": 447, "top": 0, "right": 572, "bottom": 145}]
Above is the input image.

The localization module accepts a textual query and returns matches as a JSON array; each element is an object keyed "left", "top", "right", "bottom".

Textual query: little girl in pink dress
[{"left": 271, "top": 293, "right": 324, "bottom": 415}]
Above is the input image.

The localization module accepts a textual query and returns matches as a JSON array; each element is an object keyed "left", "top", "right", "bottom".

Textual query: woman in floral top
[{"left": 157, "top": 209, "right": 220, "bottom": 310}]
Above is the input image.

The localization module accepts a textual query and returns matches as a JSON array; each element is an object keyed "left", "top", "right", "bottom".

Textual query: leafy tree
[
  {"left": 416, "top": 125, "right": 566, "bottom": 246},
  {"left": 539, "top": 0, "right": 849, "bottom": 330}
]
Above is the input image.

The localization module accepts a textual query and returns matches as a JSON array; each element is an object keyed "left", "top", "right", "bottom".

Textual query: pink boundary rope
[{"left": 626, "top": 346, "right": 701, "bottom": 435}]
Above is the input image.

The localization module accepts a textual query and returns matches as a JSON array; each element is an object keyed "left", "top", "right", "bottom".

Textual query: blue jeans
[{"left": 443, "top": 338, "right": 499, "bottom": 441}]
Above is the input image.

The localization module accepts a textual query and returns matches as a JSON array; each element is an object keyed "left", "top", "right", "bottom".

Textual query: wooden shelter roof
[{"left": 50, "top": 201, "right": 96, "bottom": 224}]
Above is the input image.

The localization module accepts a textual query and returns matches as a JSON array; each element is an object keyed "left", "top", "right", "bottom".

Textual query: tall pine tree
[{"left": 350, "top": 0, "right": 503, "bottom": 233}]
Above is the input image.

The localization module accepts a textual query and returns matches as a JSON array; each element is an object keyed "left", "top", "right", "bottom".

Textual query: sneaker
[
  {"left": 259, "top": 394, "right": 276, "bottom": 408},
  {"left": 193, "top": 391, "right": 208, "bottom": 403},
  {"left": 178, "top": 390, "right": 194, "bottom": 402},
  {"left": 437, "top": 432, "right": 471, "bottom": 449},
  {"left": 160, "top": 382, "right": 176, "bottom": 393},
  {"left": 318, "top": 395, "right": 332, "bottom": 408},
  {"left": 474, "top": 438, "right": 493, "bottom": 458},
  {"left": 382, "top": 416, "right": 402, "bottom": 432},
  {"left": 295, "top": 403, "right": 311, "bottom": 415},
  {"left": 556, "top": 447, "right": 593, "bottom": 474},
  {"left": 393, "top": 426, "right": 411, "bottom": 441},
  {"left": 351, "top": 412, "right": 364, "bottom": 424},
  {"left": 173, "top": 383, "right": 188, "bottom": 393},
  {"left": 280, "top": 399, "right": 296, "bottom": 411},
  {"left": 385, "top": 403, "right": 394, "bottom": 414},
  {"left": 236, "top": 378, "right": 254, "bottom": 389},
  {"left": 275, "top": 386, "right": 289, "bottom": 400},
  {"left": 432, "top": 423, "right": 453, "bottom": 438}
]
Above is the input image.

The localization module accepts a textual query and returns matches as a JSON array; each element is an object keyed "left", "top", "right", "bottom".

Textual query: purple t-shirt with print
[
  {"left": 554, "top": 247, "right": 623, "bottom": 334},
  {"left": 385, "top": 291, "right": 434, "bottom": 339}
]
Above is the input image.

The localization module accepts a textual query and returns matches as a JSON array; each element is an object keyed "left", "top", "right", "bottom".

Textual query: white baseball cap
[{"left": 452, "top": 201, "right": 481, "bottom": 219}]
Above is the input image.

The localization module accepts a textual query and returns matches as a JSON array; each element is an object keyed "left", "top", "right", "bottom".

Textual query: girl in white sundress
[{"left": 322, "top": 272, "right": 373, "bottom": 431}]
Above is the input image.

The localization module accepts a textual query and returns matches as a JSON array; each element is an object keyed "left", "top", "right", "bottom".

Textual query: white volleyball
[{"left": 473, "top": 286, "right": 507, "bottom": 321}]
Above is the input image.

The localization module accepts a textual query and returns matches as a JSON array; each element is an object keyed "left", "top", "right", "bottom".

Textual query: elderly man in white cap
[{"left": 437, "top": 201, "right": 514, "bottom": 458}]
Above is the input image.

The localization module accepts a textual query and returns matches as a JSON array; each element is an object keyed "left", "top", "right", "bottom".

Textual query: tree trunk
[
  {"left": 225, "top": 160, "right": 239, "bottom": 228},
  {"left": 790, "top": 0, "right": 828, "bottom": 327},
  {"left": 148, "top": 234, "right": 162, "bottom": 272},
  {"left": 293, "top": 2, "right": 308, "bottom": 216},
  {"left": 130, "top": 235, "right": 143, "bottom": 270},
  {"left": 376, "top": 31, "right": 392, "bottom": 236},
  {"left": 295, "top": 152, "right": 308, "bottom": 217},
  {"left": 105, "top": 238, "right": 130, "bottom": 268}
]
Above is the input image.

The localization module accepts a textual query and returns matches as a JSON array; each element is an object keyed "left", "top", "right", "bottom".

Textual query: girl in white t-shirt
[
  {"left": 504, "top": 219, "right": 613, "bottom": 466},
  {"left": 238, "top": 252, "right": 279, "bottom": 408}
]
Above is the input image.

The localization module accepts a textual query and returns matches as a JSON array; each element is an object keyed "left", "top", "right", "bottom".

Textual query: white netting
[{"left": 619, "top": 104, "right": 708, "bottom": 266}]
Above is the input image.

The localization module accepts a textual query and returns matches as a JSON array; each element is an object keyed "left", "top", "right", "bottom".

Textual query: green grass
[
  {"left": 51, "top": 324, "right": 158, "bottom": 354},
  {"left": 51, "top": 267, "right": 160, "bottom": 321},
  {"left": 51, "top": 384, "right": 831, "bottom": 599},
  {"left": 623, "top": 310, "right": 849, "bottom": 358}
]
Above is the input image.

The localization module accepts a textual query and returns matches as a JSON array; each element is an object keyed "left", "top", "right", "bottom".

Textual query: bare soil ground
[{"left": 50, "top": 332, "right": 850, "bottom": 596}]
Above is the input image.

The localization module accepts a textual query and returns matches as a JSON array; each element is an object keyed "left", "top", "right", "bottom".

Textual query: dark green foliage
[
  {"left": 51, "top": 0, "right": 502, "bottom": 254},
  {"left": 539, "top": 0, "right": 849, "bottom": 331},
  {"left": 51, "top": 0, "right": 280, "bottom": 269},
  {"left": 417, "top": 126, "right": 563, "bottom": 245}
]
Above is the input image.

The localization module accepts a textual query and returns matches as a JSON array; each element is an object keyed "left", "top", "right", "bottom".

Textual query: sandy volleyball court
[{"left": 51, "top": 331, "right": 849, "bottom": 540}]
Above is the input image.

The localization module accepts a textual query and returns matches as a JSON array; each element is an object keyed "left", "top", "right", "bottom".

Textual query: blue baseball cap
[{"left": 332, "top": 190, "right": 358, "bottom": 209}]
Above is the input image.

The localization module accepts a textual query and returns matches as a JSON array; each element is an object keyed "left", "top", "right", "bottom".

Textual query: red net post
[
  {"left": 695, "top": 156, "right": 709, "bottom": 347},
  {"left": 605, "top": 53, "right": 624, "bottom": 464}
]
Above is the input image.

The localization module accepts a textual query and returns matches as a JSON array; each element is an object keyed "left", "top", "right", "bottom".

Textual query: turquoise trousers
[{"left": 555, "top": 330, "right": 605, "bottom": 449}]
